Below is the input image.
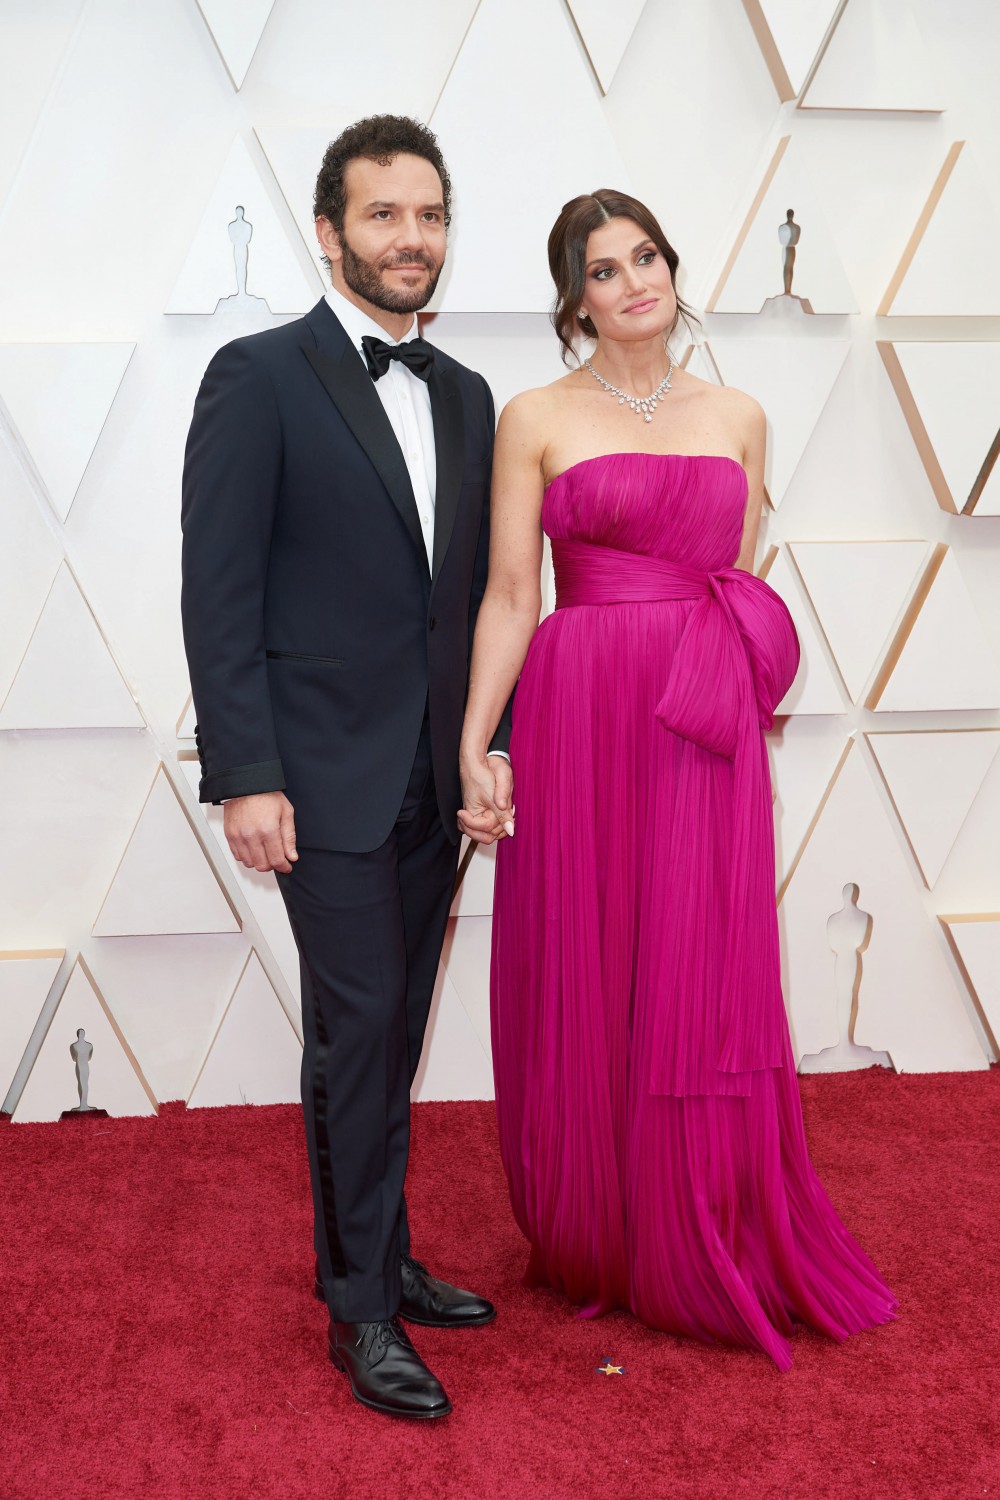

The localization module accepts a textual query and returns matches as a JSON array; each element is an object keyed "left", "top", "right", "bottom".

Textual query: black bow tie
[{"left": 361, "top": 334, "right": 435, "bottom": 382}]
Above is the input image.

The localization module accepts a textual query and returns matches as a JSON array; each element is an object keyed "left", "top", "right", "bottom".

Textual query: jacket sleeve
[
  {"left": 180, "top": 338, "right": 286, "bottom": 804},
  {"left": 467, "top": 374, "right": 514, "bottom": 757}
]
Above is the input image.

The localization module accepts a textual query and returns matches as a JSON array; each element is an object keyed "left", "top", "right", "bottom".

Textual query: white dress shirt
[{"left": 324, "top": 284, "right": 437, "bottom": 568}]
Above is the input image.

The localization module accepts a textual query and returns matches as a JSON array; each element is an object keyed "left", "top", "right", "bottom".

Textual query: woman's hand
[{"left": 458, "top": 755, "right": 515, "bottom": 845}]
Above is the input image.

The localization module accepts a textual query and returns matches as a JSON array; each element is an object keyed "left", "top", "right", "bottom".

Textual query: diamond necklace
[{"left": 583, "top": 356, "right": 674, "bottom": 422}]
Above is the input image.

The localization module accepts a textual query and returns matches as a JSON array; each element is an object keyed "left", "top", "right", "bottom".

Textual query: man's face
[{"left": 318, "top": 153, "right": 448, "bottom": 316}]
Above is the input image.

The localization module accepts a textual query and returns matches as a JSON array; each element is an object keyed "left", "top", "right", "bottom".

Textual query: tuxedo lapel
[
  {"left": 429, "top": 364, "right": 465, "bottom": 583},
  {"left": 302, "top": 302, "right": 427, "bottom": 569}
]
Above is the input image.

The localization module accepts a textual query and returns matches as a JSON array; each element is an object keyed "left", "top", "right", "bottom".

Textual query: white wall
[{"left": 2, "top": 0, "right": 999, "bottom": 1120}]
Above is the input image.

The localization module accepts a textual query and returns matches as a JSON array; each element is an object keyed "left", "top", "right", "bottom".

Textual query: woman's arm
[
  {"left": 458, "top": 392, "right": 548, "bottom": 844},
  {"left": 735, "top": 397, "right": 778, "bottom": 802},
  {"left": 734, "top": 397, "right": 766, "bottom": 573}
]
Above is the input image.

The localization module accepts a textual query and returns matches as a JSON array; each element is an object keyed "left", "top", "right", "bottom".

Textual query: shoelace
[{"left": 356, "top": 1318, "right": 411, "bottom": 1362}]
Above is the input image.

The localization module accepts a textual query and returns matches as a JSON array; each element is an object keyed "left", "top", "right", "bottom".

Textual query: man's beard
[{"left": 339, "top": 232, "right": 443, "bottom": 314}]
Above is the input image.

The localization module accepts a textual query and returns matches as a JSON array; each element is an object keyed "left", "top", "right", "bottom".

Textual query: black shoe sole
[
  {"left": 399, "top": 1306, "right": 498, "bottom": 1328},
  {"left": 328, "top": 1346, "right": 452, "bottom": 1420}
]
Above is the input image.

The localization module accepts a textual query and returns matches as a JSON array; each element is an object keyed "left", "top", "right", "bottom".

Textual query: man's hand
[
  {"left": 458, "top": 755, "right": 515, "bottom": 846},
  {"left": 224, "top": 791, "right": 298, "bottom": 874}
]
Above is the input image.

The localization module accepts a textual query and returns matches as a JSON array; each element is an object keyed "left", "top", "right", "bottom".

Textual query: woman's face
[{"left": 580, "top": 217, "right": 677, "bottom": 345}]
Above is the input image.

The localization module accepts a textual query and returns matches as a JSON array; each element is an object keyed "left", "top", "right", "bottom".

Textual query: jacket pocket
[{"left": 265, "top": 650, "right": 345, "bottom": 666}]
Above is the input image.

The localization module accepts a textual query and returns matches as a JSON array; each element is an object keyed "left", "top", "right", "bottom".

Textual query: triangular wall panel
[
  {"left": 708, "top": 137, "right": 858, "bottom": 313},
  {"left": 187, "top": 951, "right": 301, "bottom": 1108},
  {"left": 166, "top": 136, "right": 320, "bottom": 315},
  {"left": 0, "top": 563, "right": 144, "bottom": 729},
  {"left": 566, "top": 0, "right": 649, "bottom": 93},
  {"left": 0, "top": 440, "right": 62, "bottom": 702},
  {"left": 177, "top": 693, "right": 197, "bottom": 739},
  {"left": 759, "top": 548, "right": 847, "bottom": 714},
  {"left": 450, "top": 840, "right": 497, "bottom": 919},
  {"left": 789, "top": 540, "right": 930, "bottom": 700},
  {"left": 868, "top": 731, "right": 1000, "bottom": 889},
  {"left": 0, "top": 950, "right": 64, "bottom": 1102},
  {"left": 429, "top": 0, "right": 635, "bottom": 313},
  {"left": 252, "top": 0, "right": 479, "bottom": 143},
  {"left": 13, "top": 957, "right": 158, "bottom": 1122},
  {"left": 872, "top": 549, "right": 1000, "bottom": 712},
  {"left": 939, "top": 916, "right": 1000, "bottom": 1048},
  {"left": 800, "top": 0, "right": 944, "bottom": 111},
  {"left": 710, "top": 338, "right": 851, "bottom": 507},
  {"left": 769, "top": 718, "right": 851, "bottom": 893},
  {"left": 741, "top": 0, "right": 843, "bottom": 100},
  {"left": 94, "top": 935, "right": 250, "bottom": 1105},
  {"left": 779, "top": 741, "right": 988, "bottom": 1072},
  {"left": 195, "top": 0, "right": 276, "bottom": 90},
  {"left": 440, "top": 916, "right": 493, "bottom": 1061},
  {"left": 253, "top": 0, "right": 479, "bottom": 262},
  {"left": 878, "top": 342, "right": 1000, "bottom": 516},
  {"left": 253, "top": 126, "right": 334, "bottom": 268},
  {"left": 881, "top": 142, "right": 1000, "bottom": 316},
  {"left": 93, "top": 766, "right": 240, "bottom": 937},
  {"left": 681, "top": 343, "right": 723, "bottom": 387},
  {"left": 412, "top": 947, "right": 493, "bottom": 1102},
  {"left": 0, "top": 343, "right": 134, "bottom": 521},
  {"left": 0, "top": 0, "right": 85, "bottom": 213}
]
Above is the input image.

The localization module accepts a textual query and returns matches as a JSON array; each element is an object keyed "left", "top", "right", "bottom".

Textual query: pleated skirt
[{"left": 491, "top": 600, "right": 897, "bottom": 1369}]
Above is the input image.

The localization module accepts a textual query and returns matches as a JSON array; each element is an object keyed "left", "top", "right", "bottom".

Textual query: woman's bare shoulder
[
  {"left": 503, "top": 370, "right": 579, "bottom": 413},
  {"left": 707, "top": 376, "right": 765, "bottom": 426},
  {"left": 677, "top": 366, "right": 765, "bottom": 432},
  {"left": 499, "top": 374, "right": 578, "bottom": 441}
]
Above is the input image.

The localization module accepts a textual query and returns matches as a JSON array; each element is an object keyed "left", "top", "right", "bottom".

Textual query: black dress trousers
[{"left": 276, "top": 711, "right": 459, "bottom": 1322}]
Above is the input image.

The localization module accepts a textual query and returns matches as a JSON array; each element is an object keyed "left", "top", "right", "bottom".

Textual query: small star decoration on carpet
[{"left": 594, "top": 1357, "right": 626, "bottom": 1376}]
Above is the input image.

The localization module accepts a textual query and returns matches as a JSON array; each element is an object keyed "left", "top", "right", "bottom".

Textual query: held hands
[
  {"left": 458, "top": 755, "right": 515, "bottom": 846},
  {"left": 224, "top": 791, "right": 298, "bottom": 874}
]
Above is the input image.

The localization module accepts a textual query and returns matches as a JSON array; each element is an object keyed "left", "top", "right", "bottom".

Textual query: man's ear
[{"left": 315, "top": 215, "right": 342, "bottom": 266}]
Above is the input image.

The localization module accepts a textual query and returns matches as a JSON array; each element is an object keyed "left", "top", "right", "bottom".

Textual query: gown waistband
[{"left": 553, "top": 538, "right": 714, "bottom": 608}]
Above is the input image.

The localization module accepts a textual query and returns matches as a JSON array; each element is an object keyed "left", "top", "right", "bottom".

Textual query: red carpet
[{"left": 1, "top": 1069, "right": 997, "bottom": 1500}]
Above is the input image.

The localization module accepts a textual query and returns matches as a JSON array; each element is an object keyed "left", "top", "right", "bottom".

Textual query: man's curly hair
[{"left": 313, "top": 114, "right": 452, "bottom": 270}]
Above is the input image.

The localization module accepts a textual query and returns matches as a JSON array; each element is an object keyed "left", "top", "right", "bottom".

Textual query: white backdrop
[{"left": 2, "top": 0, "right": 999, "bottom": 1121}]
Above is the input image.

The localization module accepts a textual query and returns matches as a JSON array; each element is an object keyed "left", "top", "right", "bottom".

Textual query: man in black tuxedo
[{"left": 181, "top": 115, "right": 512, "bottom": 1421}]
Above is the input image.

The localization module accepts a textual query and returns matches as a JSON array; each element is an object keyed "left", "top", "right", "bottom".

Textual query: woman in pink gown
[{"left": 458, "top": 190, "right": 896, "bottom": 1369}]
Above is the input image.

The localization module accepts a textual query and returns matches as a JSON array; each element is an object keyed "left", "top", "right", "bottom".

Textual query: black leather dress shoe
[
  {"left": 328, "top": 1318, "right": 451, "bottom": 1420},
  {"left": 398, "top": 1253, "right": 496, "bottom": 1328},
  {"left": 314, "top": 1256, "right": 496, "bottom": 1328}
]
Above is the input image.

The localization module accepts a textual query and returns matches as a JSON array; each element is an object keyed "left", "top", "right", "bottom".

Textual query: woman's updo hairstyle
[{"left": 547, "top": 188, "right": 699, "bottom": 364}]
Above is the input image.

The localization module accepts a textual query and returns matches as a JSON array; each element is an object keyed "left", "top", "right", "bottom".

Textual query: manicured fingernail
[{"left": 504, "top": 821, "right": 515, "bottom": 837}]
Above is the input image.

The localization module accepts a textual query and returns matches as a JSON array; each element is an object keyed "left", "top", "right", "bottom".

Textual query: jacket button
[{"left": 429, "top": 617, "right": 437, "bottom": 631}]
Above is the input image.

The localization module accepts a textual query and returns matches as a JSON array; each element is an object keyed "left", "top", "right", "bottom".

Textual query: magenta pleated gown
[{"left": 491, "top": 452, "right": 896, "bottom": 1369}]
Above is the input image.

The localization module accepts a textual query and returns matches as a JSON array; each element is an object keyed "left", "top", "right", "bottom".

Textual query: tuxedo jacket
[{"left": 180, "top": 297, "right": 510, "bottom": 853}]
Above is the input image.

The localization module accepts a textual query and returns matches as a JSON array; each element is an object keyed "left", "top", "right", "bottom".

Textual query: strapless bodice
[{"left": 543, "top": 452, "right": 748, "bottom": 573}]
